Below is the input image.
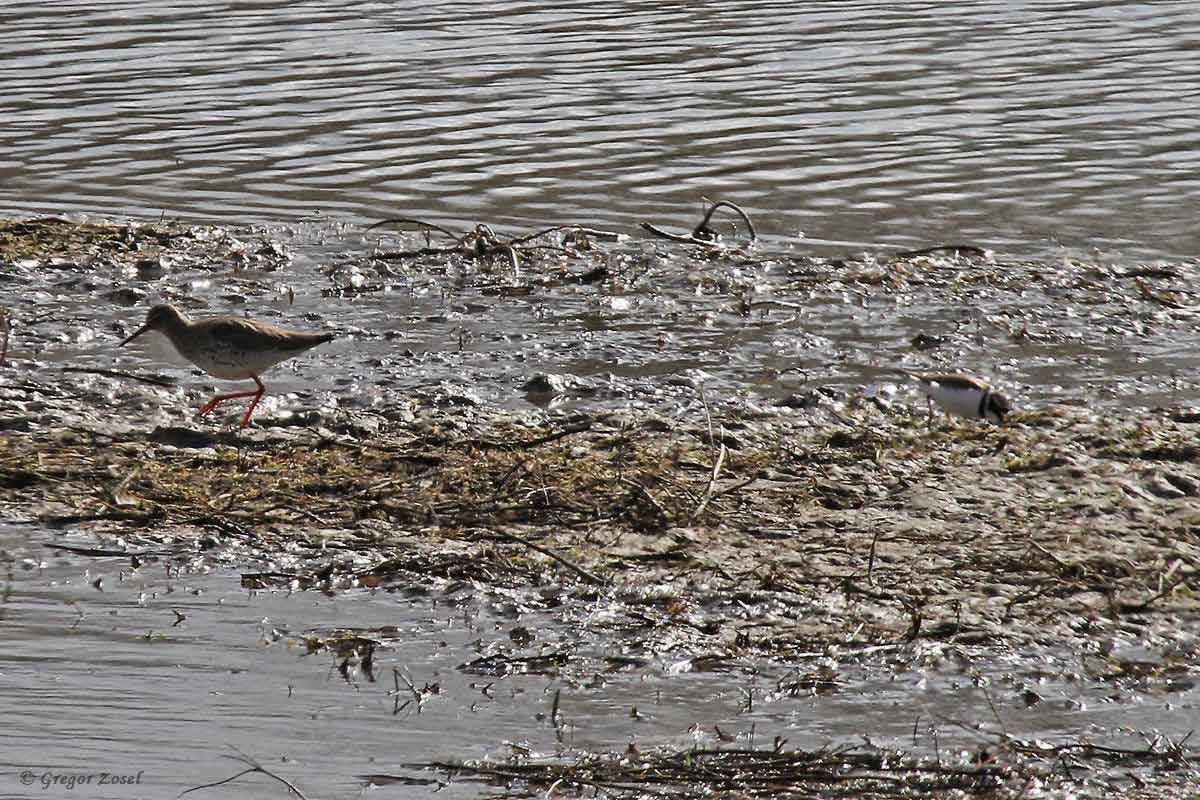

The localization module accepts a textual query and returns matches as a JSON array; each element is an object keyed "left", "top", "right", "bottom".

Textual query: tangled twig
[{"left": 365, "top": 217, "right": 620, "bottom": 274}]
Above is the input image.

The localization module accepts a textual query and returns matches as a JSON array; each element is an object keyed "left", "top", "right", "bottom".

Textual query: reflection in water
[{"left": 1, "top": 1, "right": 1199, "bottom": 258}]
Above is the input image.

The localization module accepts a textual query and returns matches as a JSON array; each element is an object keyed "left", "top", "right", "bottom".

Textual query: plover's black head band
[{"left": 987, "top": 391, "right": 1012, "bottom": 424}]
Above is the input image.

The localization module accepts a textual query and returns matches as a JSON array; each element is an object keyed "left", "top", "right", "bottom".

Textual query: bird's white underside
[
  {"left": 921, "top": 380, "right": 987, "bottom": 418},
  {"left": 172, "top": 340, "right": 299, "bottom": 380}
]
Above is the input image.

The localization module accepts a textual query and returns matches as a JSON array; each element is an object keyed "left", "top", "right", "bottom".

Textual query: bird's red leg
[
  {"left": 197, "top": 390, "right": 260, "bottom": 417},
  {"left": 238, "top": 376, "right": 267, "bottom": 428},
  {"left": 197, "top": 376, "right": 266, "bottom": 428}
]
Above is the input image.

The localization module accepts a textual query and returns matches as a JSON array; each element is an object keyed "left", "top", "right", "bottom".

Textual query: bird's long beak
[{"left": 120, "top": 324, "right": 152, "bottom": 347}]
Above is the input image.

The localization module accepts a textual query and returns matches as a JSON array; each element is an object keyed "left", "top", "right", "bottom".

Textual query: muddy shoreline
[
  {"left": 3, "top": 216, "right": 1199, "bottom": 797},
  {"left": 8, "top": 379, "right": 1200, "bottom": 651}
]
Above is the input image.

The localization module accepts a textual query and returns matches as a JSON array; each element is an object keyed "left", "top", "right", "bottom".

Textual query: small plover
[{"left": 895, "top": 369, "right": 1010, "bottom": 425}]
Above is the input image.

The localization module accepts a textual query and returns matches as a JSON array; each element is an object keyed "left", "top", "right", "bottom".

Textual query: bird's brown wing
[
  {"left": 897, "top": 369, "right": 989, "bottom": 391},
  {"left": 207, "top": 318, "right": 333, "bottom": 352},
  {"left": 921, "top": 373, "right": 990, "bottom": 391}
]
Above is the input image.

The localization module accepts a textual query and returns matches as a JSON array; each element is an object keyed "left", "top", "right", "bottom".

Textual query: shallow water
[
  {"left": 9, "top": 220, "right": 1195, "bottom": 424},
  {"left": 2, "top": 521, "right": 1196, "bottom": 798},
  {"left": 3, "top": 1, "right": 1200, "bottom": 259}
]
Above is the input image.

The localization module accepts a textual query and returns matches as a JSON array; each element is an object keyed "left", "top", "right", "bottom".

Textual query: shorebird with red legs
[{"left": 121, "top": 304, "right": 334, "bottom": 428}]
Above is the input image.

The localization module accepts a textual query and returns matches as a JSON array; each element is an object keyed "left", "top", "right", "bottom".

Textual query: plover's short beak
[{"left": 120, "top": 324, "right": 152, "bottom": 347}]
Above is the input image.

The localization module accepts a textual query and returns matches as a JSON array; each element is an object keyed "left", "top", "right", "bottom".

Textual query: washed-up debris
[{"left": 399, "top": 729, "right": 1196, "bottom": 798}]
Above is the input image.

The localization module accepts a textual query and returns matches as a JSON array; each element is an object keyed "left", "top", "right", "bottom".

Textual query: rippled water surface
[{"left": 3, "top": 1, "right": 1200, "bottom": 258}]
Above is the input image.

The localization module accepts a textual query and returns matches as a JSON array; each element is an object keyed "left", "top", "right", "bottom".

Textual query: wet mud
[{"left": 2, "top": 216, "right": 1199, "bottom": 798}]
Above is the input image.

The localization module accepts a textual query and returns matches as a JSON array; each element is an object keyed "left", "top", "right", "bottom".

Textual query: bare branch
[
  {"left": 693, "top": 200, "right": 757, "bottom": 242},
  {"left": 179, "top": 747, "right": 306, "bottom": 799},
  {"left": 508, "top": 224, "right": 621, "bottom": 245},
  {"left": 642, "top": 200, "right": 758, "bottom": 247},
  {"left": 62, "top": 367, "right": 176, "bottom": 388},
  {"left": 477, "top": 529, "right": 605, "bottom": 586},
  {"left": 365, "top": 217, "right": 462, "bottom": 241}
]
